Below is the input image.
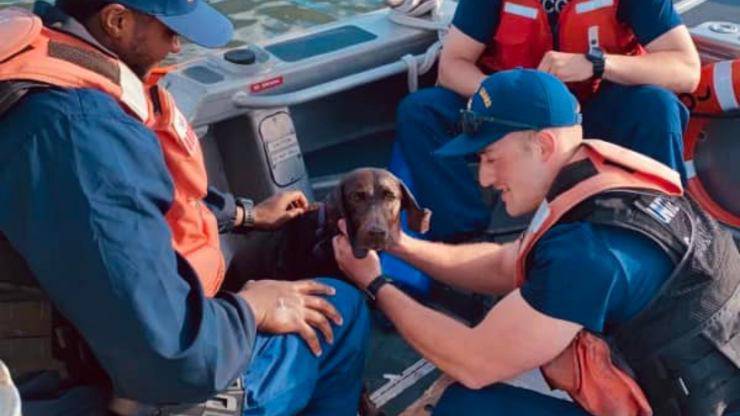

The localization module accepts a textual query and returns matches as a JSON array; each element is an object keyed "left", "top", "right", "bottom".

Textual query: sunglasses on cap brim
[{"left": 459, "top": 109, "right": 539, "bottom": 136}]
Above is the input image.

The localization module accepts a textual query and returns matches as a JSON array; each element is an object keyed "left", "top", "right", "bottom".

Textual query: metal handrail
[{"left": 231, "top": 53, "right": 427, "bottom": 108}]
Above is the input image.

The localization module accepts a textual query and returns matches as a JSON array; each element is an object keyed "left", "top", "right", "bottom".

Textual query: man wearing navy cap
[
  {"left": 334, "top": 69, "right": 740, "bottom": 414},
  {"left": 0, "top": 1, "right": 369, "bottom": 415}
]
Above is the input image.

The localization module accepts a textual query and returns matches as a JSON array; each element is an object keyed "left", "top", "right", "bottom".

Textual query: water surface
[{"left": 1, "top": 0, "right": 387, "bottom": 62}]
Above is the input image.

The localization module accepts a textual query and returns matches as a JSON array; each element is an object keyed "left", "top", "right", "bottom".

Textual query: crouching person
[
  {"left": 334, "top": 69, "right": 740, "bottom": 415},
  {"left": 0, "top": 1, "right": 369, "bottom": 415}
]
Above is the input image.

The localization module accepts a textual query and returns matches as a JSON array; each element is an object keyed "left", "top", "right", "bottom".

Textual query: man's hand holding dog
[
  {"left": 252, "top": 190, "right": 309, "bottom": 230},
  {"left": 332, "top": 219, "right": 382, "bottom": 290},
  {"left": 238, "top": 280, "right": 343, "bottom": 356}
]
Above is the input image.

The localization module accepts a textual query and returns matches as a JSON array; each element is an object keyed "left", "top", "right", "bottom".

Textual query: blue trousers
[
  {"left": 242, "top": 278, "right": 370, "bottom": 415},
  {"left": 433, "top": 383, "right": 589, "bottom": 416},
  {"left": 19, "top": 279, "right": 370, "bottom": 416},
  {"left": 433, "top": 382, "right": 740, "bottom": 415},
  {"left": 392, "top": 82, "right": 689, "bottom": 239}
]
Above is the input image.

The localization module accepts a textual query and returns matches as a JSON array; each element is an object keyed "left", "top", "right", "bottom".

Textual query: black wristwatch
[
  {"left": 586, "top": 46, "right": 605, "bottom": 79},
  {"left": 364, "top": 275, "right": 394, "bottom": 303},
  {"left": 235, "top": 197, "right": 255, "bottom": 229}
]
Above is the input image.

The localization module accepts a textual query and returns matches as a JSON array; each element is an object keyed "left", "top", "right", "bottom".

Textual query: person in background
[{"left": 391, "top": 0, "right": 700, "bottom": 241}]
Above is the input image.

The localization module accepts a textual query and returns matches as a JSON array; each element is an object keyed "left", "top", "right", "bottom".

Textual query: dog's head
[{"left": 327, "top": 168, "right": 431, "bottom": 258}]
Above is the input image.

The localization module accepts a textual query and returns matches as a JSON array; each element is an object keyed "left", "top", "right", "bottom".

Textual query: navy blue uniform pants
[
  {"left": 391, "top": 82, "right": 689, "bottom": 239},
  {"left": 20, "top": 278, "right": 370, "bottom": 416},
  {"left": 242, "top": 278, "right": 370, "bottom": 415},
  {"left": 433, "top": 382, "right": 740, "bottom": 416},
  {"left": 433, "top": 383, "right": 589, "bottom": 415}
]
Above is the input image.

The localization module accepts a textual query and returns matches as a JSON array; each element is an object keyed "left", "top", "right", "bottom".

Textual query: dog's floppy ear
[
  {"left": 396, "top": 176, "right": 432, "bottom": 234},
  {"left": 325, "top": 180, "right": 347, "bottom": 224}
]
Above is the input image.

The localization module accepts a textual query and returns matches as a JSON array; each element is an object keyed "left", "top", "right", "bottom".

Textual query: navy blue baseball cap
[
  {"left": 436, "top": 69, "right": 581, "bottom": 157},
  {"left": 113, "top": 0, "right": 233, "bottom": 48}
]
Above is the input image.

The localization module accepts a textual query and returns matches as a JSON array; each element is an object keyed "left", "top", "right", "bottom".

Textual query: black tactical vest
[{"left": 550, "top": 159, "right": 740, "bottom": 416}]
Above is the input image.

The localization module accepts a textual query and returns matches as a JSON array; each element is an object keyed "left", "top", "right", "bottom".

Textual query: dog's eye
[
  {"left": 351, "top": 192, "right": 367, "bottom": 202},
  {"left": 382, "top": 190, "right": 396, "bottom": 201}
]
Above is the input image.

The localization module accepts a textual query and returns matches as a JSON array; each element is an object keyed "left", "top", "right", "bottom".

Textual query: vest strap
[
  {"left": 546, "top": 159, "right": 599, "bottom": 201},
  {"left": 47, "top": 41, "right": 120, "bottom": 84},
  {"left": 0, "top": 81, "right": 48, "bottom": 118}
]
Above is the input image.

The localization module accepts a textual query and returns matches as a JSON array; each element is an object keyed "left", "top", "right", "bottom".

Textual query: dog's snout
[{"left": 367, "top": 227, "right": 387, "bottom": 240}]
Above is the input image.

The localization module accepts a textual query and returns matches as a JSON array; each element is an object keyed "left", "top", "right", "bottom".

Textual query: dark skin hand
[
  {"left": 238, "top": 279, "right": 343, "bottom": 356},
  {"left": 252, "top": 190, "right": 310, "bottom": 230}
]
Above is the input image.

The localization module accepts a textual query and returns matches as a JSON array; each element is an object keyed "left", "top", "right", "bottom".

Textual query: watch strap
[
  {"left": 587, "top": 47, "right": 605, "bottom": 79},
  {"left": 364, "top": 275, "right": 393, "bottom": 302},
  {"left": 235, "top": 197, "right": 255, "bottom": 229}
]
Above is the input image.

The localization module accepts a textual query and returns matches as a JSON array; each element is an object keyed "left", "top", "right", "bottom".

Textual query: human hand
[
  {"left": 386, "top": 228, "right": 413, "bottom": 257},
  {"left": 253, "top": 190, "right": 309, "bottom": 230},
  {"left": 537, "top": 51, "right": 593, "bottom": 83},
  {"left": 332, "top": 219, "right": 382, "bottom": 290},
  {"left": 238, "top": 279, "right": 343, "bottom": 356}
]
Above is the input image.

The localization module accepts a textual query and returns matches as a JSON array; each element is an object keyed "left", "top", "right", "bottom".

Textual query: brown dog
[
  {"left": 326, "top": 167, "right": 431, "bottom": 258},
  {"left": 223, "top": 168, "right": 431, "bottom": 287}
]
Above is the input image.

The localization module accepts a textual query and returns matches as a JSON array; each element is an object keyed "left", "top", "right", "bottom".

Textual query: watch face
[{"left": 589, "top": 47, "right": 604, "bottom": 60}]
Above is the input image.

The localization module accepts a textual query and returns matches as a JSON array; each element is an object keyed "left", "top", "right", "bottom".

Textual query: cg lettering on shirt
[{"left": 542, "top": 0, "right": 569, "bottom": 15}]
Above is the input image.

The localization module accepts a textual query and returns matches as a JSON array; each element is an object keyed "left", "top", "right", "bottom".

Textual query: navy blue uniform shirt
[
  {"left": 521, "top": 222, "right": 674, "bottom": 332},
  {"left": 453, "top": 0, "right": 682, "bottom": 47},
  {"left": 0, "top": 86, "right": 256, "bottom": 403}
]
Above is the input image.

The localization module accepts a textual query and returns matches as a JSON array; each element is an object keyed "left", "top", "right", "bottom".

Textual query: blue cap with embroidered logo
[
  {"left": 112, "top": 0, "right": 234, "bottom": 48},
  {"left": 436, "top": 69, "right": 581, "bottom": 157}
]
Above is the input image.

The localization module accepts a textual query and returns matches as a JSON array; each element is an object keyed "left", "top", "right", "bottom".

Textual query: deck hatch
[{"left": 265, "top": 25, "right": 377, "bottom": 62}]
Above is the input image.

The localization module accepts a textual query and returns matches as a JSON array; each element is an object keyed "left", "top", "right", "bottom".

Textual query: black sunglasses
[
  {"left": 459, "top": 109, "right": 539, "bottom": 136},
  {"left": 459, "top": 109, "right": 582, "bottom": 136}
]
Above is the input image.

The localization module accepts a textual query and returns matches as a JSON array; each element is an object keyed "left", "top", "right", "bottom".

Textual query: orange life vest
[
  {"left": 478, "top": 0, "right": 645, "bottom": 99},
  {"left": 515, "top": 139, "right": 683, "bottom": 416},
  {"left": 0, "top": 8, "right": 225, "bottom": 297},
  {"left": 679, "top": 59, "right": 740, "bottom": 228}
]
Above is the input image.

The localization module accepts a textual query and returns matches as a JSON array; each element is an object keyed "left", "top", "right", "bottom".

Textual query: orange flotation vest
[
  {"left": 0, "top": 8, "right": 225, "bottom": 297},
  {"left": 679, "top": 59, "right": 740, "bottom": 228},
  {"left": 516, "top": 139, "right": 683, "bottom": 416},
  {"left": 478, "top": 0, "right": 645, "bottom": 100}
]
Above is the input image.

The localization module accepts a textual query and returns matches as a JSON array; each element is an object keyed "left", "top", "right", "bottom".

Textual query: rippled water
[{"left": 1, "top": 0, "right": 387, "bottom": 61}]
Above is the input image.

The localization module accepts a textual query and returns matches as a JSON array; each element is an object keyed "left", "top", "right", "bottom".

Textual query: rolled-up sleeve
[
  {"left": 618, "top": 0, "right": 682, "bottom": 46},
  {"left": 204, "top": 186, "right": 238, "bottom": 233},
  {"left": 0, "top": 89, "right": 256, "bottom": 404}
]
